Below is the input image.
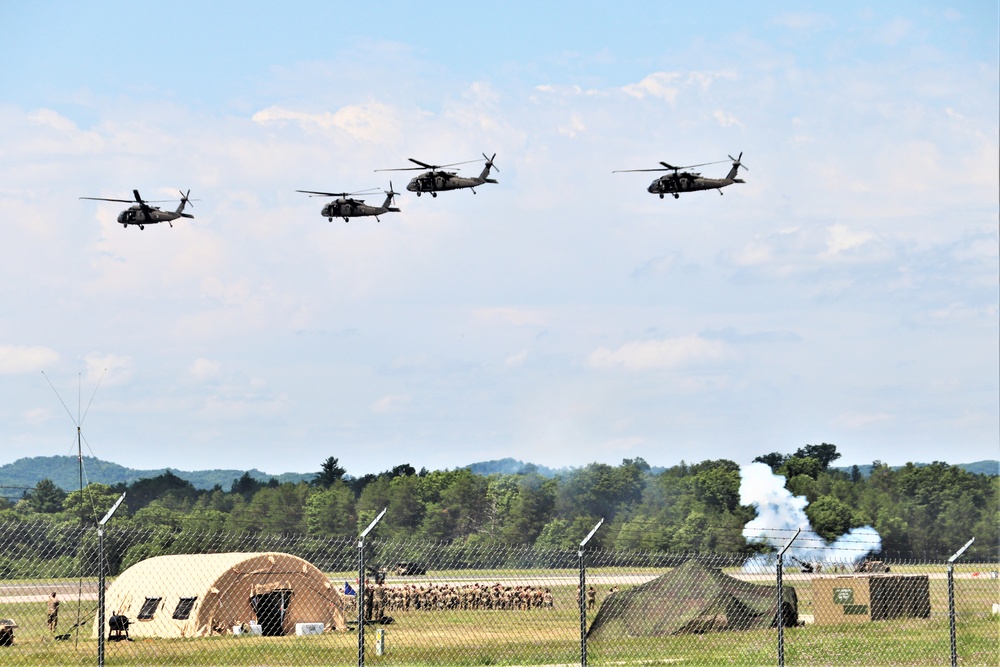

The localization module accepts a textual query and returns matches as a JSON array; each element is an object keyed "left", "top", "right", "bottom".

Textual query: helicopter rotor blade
[
  {"left": 297, "top": 190, "right": 349, "bottom": 197},
  {"left": 374, "top": 165, "right": 424, "bottom": 172},
  {"left": 728, "top": 153, "right": 748, "bottom": 170},
  {"left": 613, "top": 168, "right": 671, "bottom": 173},
  {"left": 483, "top": 153, "right": 499, "bottom": 172},
  {"left": 297, "top": 188, "right": 380, "bottom": 198},
  {"left": 79, "top": 196, "right": 135, "bottom": 203}
]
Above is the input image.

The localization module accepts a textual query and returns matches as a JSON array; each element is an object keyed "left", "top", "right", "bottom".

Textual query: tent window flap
[
  {"left": 172, "top": 597, "right": 197, "bottom": 620},
  {"left": 138, "top": 597, "right": 161, "bottom": 620}
]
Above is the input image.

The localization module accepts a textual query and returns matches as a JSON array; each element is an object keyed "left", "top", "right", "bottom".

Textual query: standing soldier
[
  {"left": 373, "top": 582, "right": 385, "bottom": 622},
  {"left": 47, "top": 592, "right": 59, "bottom": 633},
  {"left": 586, "top": 585, "right": 596, "bottom": 611}
]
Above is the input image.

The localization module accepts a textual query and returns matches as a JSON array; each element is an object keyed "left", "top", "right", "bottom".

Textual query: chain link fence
[{"left": 0, "top": 519, "right": 996, "bottom": 665}]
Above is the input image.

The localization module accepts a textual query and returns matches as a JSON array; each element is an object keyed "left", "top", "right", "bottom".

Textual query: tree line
[{"left": 1, "top": 444, "right": 996, "bottom": 561}]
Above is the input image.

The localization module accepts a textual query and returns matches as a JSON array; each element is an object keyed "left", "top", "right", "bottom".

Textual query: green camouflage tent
[{"left": 587, "top": 559, "right": 797, "bottom": 638}]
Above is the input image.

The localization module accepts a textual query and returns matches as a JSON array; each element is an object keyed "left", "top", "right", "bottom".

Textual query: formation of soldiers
[{"left": 365, "top": 582, "right": 555, "bottom": 619}]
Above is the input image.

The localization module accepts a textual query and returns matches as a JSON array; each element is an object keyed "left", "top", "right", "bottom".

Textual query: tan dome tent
[
  {"left": 587, "top": 559, "right": 797, "bottom": 638},
  {"left": 92, "top": 552, "right": 347, "bottom": 639}
]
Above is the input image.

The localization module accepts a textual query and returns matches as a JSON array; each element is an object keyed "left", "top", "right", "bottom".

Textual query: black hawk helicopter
[
  {"left": 614, "top": 153, "right": 747, "bottom": 199},
  {"left": 80, "top": 190, "right": 194, "bottom": 229},
  {"left": 376, "top": 153, "right": 498, "bottom": 197},
  {"left": 296, "top": 183, "right": 400, "bottom": 222}
]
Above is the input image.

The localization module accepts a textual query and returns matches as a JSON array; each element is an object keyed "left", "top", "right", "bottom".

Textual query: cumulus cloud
[
  {"left": 0, "top": 344, "right": 60, "bottom": 374},
  {"left": 623, "top": 72, "right": 681, "bottom": 103},
  {"left": 558, "top": 114, "right": 587, "bottom": 138},
  {"left": 252, "top": 102, "right": 401, "bottom": 143},
  {"left": 84, "top": 353, "right": 131, "bottom": 386},
  {"left": 25, "top": 108, "right": 104, "bottom": 155},
  {"left": 372, "top": 394, "right": 411, "bottom": 414},
  {"left": 588, "top": 335, "right": 735, "bottom": 371},
  {"left": 823, "top": 224, "right": 878, "bottom": 256},
  {"left": 189, "top": 358, "right": 221, "bottom": 380},
  {"left": 713, "top": 110, "right": 742, "bottom": 127},
  {"left": 504, "top": 350, "right": 528, "bottom": 367}
]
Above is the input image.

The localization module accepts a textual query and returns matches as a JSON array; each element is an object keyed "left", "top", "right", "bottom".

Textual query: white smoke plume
[{"left": 739, "top": 462, "right": 882, "bottom": 568}]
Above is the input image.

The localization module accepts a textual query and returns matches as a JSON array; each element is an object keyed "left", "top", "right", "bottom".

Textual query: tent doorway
[{"left": 250, "top": 589, "right": 292, "bottom": 636}]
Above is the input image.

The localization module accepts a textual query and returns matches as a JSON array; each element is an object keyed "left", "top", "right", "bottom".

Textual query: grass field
[{"left": 2, "top": 569, "right": 997, "bottom": 666}]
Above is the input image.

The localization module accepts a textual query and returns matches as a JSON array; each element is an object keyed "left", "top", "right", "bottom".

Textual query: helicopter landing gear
[
  {"left": 672, "top": 193, "right": 679, "bottom": 199},
  {"left": 344, "top": 217, "right": 350, "bottom": 223},
  {"left": 431, "top": 192, "right": 437, "bottom": 198},
  {"left": 416, "top": 192, "right": 421, "bottom": 197},
  {"left": 328, "top": 217, "right": 333, "bottom": 222},
  {"left": 659, "top": 193, "right": 665, "bottom": 199},
  {"left": 139, "top": 224, "right": 145, "bottom": 230}
]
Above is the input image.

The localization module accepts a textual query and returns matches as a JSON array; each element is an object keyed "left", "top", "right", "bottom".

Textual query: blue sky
[{"left": 1, "top": 2, "right": 997, "bottom": 478}]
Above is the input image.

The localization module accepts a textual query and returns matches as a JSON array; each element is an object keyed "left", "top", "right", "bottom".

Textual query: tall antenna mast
[
  {"left": 43, "top": 370, "right": 105, "bottom": 512},
  {"left": 42, "top": 369, "right": 106, "bottom": 646}
]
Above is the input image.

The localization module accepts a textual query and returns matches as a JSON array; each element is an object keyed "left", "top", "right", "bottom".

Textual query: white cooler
[{"left": 295, "top": 623, "right": 324, "bottom": 636}]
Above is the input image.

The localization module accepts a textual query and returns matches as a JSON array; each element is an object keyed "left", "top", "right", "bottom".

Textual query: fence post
[
  {"left": 578, "top": 518, "right": 604, "bottom": 667},
  {"left": 96, "top": 492, "right": 126, "bottom": 667},
  {"left": 357, "top": 508, "right": 386, "bottom": 667},
  {"left": 775, "top": 528, "right": 801, "bottom": 667},
  {"left": 947, "top": 537, "right": 974, "bottom": 667}
]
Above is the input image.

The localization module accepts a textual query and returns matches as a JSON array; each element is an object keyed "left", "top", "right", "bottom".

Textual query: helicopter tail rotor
[
  {"left": 479, "top": 153, "right": 499, "bottom": 184},
  {"left": 382, "top": 181, "right": 401, "bottom": 211},
  {"left": 176, "top": 189, "right": 195, "bottom": 219},
  {"left": 726, "top": 152, "right": 747, "bottom": 182}
]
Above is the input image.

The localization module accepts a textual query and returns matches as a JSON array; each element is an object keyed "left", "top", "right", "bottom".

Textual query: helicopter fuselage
[
  {"left": 320, "top": 197, "right": 399, "bottom": 222},
  {"left": 406, "top": 170, "right": 498, "bottom": 197},
  {"left": 648, "top": 174, "right": 744, "bottom": 198}
]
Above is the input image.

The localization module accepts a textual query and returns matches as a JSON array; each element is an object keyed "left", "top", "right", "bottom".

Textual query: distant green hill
[
  {"left": 3, "top": 454, "right": 995, "bottom": 500},
  {"left": 834, "top": 460, "right": 999, "bottom": 478},
  {"left": 0, "top": 455, "right": 312, "bottom": 499},
  {"left": 465, "top": 458, "right": 561, "bottom": 477}
]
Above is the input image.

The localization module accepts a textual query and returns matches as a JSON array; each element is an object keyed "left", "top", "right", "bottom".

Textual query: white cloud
[
  {"left": 189, "top": 358, "right": 222, "bottom": 380},
  {"left": 623, "top": 72, "right": 681, "bottom": 103},
  {"left": 588, "top": 335, "right": 735, "bottom": 371},
  {"left": 558, "top": 114, "right": 587, "bottom": 138},
  {"left": 84, "top": 353, "right": 131, "bottom": 386},
  {"left": 713, "top": 110, "right": 742, "bottom": 127},
  {"left": 252, "top": 102, "right": 401, "bottom": 143},
  {"left": 24, "top": 407, "right": 51, "bottom": 425},
  {"left": 877, "top": 18, "right": 913, "bottom": 45},
  {"left": 24, "top": 108, "right": 104, "bottom": 155},
  {"left": 0, "top": 345, "right": 60, "bottom": 374},
  {"left": 504, "top": 350, "right": 528, "bottom": 367},
  {"left": 823, "top": 224, "right": 878, "bottom": 256},
  {"left": 372, "top": 394, "right": 411, "bottom": 414}
]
